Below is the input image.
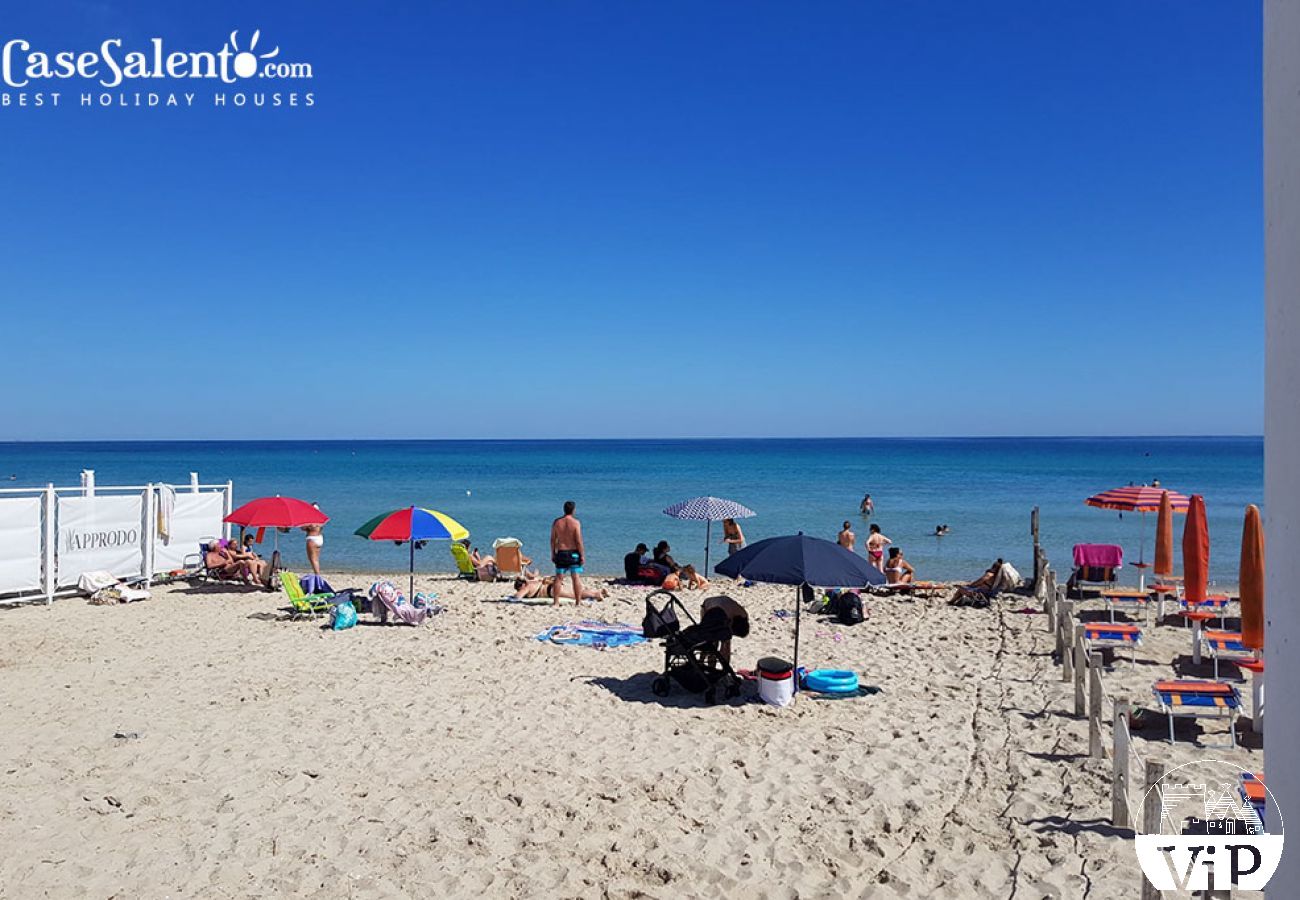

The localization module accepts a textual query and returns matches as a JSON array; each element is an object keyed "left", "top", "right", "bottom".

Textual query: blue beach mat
[{"left": 534, "top": 621, "right": 647, "bottom": 649}]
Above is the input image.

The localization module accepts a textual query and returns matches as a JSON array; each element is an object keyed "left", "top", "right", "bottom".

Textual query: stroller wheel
[
  {"left": 704, "top": 688, "right": 717, "bottom": 705},
  {"left": 652, "top": 677, "right": 671, "bottom": 697}
]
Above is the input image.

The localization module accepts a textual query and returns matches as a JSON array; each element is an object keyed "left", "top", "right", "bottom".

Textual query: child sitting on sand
[{"left": 680, "top": 564, "right": 710, "bottom": 590}]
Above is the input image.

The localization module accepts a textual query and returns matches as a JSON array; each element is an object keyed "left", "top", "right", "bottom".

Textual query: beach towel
[
  {"left": 1073, "top": 544, "right": 1123, "bottom": 568},
  {"left": 368, "top": 580, "right": 429, "bottom": 626},
  {"left": 534, "top": 621, "right": 647, "bottom": 648},
  {"left": 157, "top": 484, "right": 176, "bottom": 542}
]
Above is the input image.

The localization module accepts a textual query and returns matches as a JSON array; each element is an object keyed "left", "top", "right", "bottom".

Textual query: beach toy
[{"left": 803, "top": 669, "right": 859, "bottom": 695}]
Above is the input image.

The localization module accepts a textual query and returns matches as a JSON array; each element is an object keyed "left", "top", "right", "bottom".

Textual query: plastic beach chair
[
  {"left": 449, "top": 543, "right": 478, "bottom": 580},
  {"left": 1202, "top": 630, "right": 1258, "bottom": 680},
  {"left": 1082, "top": 622, "right": 1143, "bottom": 665},
  {"left": 1151, "top": 680, "right": 1241, "bottom": 748},
  {"left": 279, "top": 571, "right": 336, "bottom": 618},
  {"left": 491, "top": 537, "right": 531, "bottom": 579}
]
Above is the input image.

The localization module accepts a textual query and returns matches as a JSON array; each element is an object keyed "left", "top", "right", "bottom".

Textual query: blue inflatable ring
[{"left": 803, "top": 669, "right": 859, "bottom": 694}]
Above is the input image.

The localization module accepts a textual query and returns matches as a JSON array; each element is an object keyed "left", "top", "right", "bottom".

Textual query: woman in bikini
[
  {"left": 865, "top": 524, "right": 891, "bottom": 572},
  {"left": 303, "top": 521, "right": 324, "bottom": 576},
  {"left": 884, "top": 547, "right": 914, "bottom": 585}
]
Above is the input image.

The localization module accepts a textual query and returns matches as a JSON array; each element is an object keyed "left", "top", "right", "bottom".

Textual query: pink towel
[{"left": 1073, "top": 544, "right": 1123, "bottom": 568}]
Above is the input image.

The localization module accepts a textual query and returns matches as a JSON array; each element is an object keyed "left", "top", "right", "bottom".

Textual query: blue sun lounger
[
  {"left": 1152, "top": 680, "right": 1241, "bottom": 748},
  {"left": 1083, "top": 622, "right": 1143, "bottom": 665}
]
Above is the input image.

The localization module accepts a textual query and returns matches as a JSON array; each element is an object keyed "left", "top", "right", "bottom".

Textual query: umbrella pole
[
  {"left": 409, "top": 540, "right": 415, "bottom": 600},
  {"left": 705, "top": 520, "right": 711, "bottom": 575},
  {"left": 793, "top": 583, "right": 802, "bottom": 693}
]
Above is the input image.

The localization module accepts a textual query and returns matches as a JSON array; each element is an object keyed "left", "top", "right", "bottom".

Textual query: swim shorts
[{"left": 553, "top": 549, "right": 583, "bottom": 575}]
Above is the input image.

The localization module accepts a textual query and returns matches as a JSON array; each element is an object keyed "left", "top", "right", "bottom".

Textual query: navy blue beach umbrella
[{"left": 714, "top": 533, "right": 883, "bottom": 687}]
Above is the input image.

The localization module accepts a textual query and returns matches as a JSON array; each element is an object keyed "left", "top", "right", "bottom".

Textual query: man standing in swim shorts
[{"left": 550, "top": 500, "right": 586, "bottom": 607}]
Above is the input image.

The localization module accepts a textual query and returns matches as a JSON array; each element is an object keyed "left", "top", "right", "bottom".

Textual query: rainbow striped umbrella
[
  {"left": 1085, "top": 485, "right": 1189, "bottom": 586},
  {"left": 355, "top": 507, "right": 469, "bottom": 597}
]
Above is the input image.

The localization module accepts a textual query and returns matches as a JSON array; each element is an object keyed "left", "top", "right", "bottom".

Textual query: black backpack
[{"left": 837, "top": 591, "right": 864, "bottom": 626}]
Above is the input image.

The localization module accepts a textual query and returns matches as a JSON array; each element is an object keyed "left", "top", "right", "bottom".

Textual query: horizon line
[{"left": 0, "top": 433, "right": 1265, "bottom": 445}]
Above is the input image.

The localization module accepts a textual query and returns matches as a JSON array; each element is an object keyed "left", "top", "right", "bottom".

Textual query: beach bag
[
  {"left": 642, "top": 598, "right": 680, "bottom": 638},
  {"left": 837, "top": 592, "right": 864, "bottom": 626},
  {"left": 331, "top": 600, "right": 357, "bottom": 631}
]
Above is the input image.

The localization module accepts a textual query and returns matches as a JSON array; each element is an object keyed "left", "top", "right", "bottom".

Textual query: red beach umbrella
[
  {"left": 1085, "top": 485, "right": 1190, "bottom": 513},
  {"left": 1085, "top": 484, "right": 1189, "bottom": 586},
  {"left": 225, "top": 496, "right": 328, "bottom": 527},
  {"left": 1240, "top": 504, "right": 1265, "bottom": 652},
  {"left": 1153, "top": 490, "right": 1175, "bottom": 578},
  {"left": 1182, "top": 494, "right": 1209, "bottom": 603}
]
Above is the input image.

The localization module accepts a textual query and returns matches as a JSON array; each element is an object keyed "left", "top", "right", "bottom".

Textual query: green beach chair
[
  {"left": 279, "top": 571, "right": 335, "bottom": 618},
  {"left": 449, "top": 542, "right": 478, "bottom": 580}
]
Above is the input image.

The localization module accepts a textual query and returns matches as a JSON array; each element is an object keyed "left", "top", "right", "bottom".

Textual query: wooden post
[
  {"left": 1045, "top": 568, "right": 1057, "bottom": 631},
  {"left": 1031, "top": 506, "right": 1040, "bottom": 587},
  {"left": 1060, "top": 601, "right": 1075, "bottom": 682},
  {"left": 1141, "top": 761, "right": 1166, "bottom": 900},
  {"left": 1074, "top": 626, "right": 1087, "bottom": 715},
  {"left": 1088, "top": 651, "right": 1104, "bottom": 758},
  {"left": 1112, "top": 700, "right": 1131, "bottom": 827}
]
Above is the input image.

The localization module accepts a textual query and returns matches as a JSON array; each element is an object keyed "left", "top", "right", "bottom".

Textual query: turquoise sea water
[{"left": 0, "top": 438, "right": 1262, "bottom": 584}]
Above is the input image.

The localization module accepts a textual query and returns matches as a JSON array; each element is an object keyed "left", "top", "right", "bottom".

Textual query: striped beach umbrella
[
  {"left": 663, "top": 496, "right": 757, "bottom": 574},
  {"left": 1085, "top": 484, "right": 1190, "bottom": 587},
  {"left": 355, "top": 506, "right": 469, "bottom": 597}
]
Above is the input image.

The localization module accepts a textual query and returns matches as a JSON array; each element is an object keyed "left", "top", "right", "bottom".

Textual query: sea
[{"left": 0, "top": 438, "right": 1262, "bottom": 585}]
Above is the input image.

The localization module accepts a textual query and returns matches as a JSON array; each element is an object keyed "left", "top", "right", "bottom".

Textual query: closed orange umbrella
[
  {"left": 1240, "top": 504, "right": 1264, "bottom": 651},
  {"left": 1182, "top": 494, "right": 1209, "bottom": 603},
  {"left": 1154, "top": 490, "right": 1175, "bottom": 577}
]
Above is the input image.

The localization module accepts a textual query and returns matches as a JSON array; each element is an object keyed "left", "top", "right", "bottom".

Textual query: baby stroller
[{"left": 642, "top": 589, "right": 744, "bottom": 704}]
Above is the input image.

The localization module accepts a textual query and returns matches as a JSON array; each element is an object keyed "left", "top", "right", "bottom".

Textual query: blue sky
[{"left": 0, "top": 1, "right": 1263, "bottom": 439}]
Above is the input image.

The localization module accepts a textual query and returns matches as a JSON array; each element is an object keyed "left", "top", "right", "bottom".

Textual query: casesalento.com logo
[
  {"left": 1, "top": 29, "right": 314, "bottom": 109},
  {"left": 1134, "top": 760, "right": 1284, "bottom": 893}
]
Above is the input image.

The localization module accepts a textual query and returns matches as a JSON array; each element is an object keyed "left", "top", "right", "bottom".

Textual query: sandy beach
[{"left": 0, "top": 572, "right": 1262, "bottom": 899}]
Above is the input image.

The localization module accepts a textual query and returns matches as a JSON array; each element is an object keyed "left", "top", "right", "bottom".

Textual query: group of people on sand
[
  {"left": 204, "top": 535, "right": 272, "bottom": 587},
  {"left": 623, "top": 540, "right": 712, "bottom": 590}
]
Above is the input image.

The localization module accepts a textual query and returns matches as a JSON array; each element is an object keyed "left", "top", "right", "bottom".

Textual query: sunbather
[
  {"left": 470, "top": 548, "right": 499, "bottom": 581},
  {"left": 205, "top": 541, "right": 248, "bottom": 581},
  {"left": 884, "top": 547, "right": 914, "bottom": 585},
  {"left": 228, "top": 540, "right": 269, "bottom": 584}
]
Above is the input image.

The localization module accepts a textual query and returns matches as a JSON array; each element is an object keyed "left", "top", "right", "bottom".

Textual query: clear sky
[{"left": 0, "top": 1, "right": 1263, "bottom": 439}]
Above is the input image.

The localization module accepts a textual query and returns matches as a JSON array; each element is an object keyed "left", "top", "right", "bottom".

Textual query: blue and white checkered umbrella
[{"left": 662, "top": 496, "right": 756, "bottom": 572}]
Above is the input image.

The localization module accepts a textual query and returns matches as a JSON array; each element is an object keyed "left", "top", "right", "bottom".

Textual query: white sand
[{"left": 0, "top": 573, "right": 1259, "bottom": 898}]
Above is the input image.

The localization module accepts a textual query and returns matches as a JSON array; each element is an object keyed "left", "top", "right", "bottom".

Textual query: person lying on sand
[{"left": 509, "top": 575, "right": 608, "bottom": 602}]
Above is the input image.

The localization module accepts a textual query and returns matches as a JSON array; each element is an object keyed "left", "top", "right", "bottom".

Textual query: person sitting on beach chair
[
  {"left": 205, "top": 540, "right": 250, "bottom": 582},
  {"left": 953, "top": 559, "right": 1007, "bottom": 606},
  {"left": 228, "top": 538, "right": 269, "bottom": 585}
]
